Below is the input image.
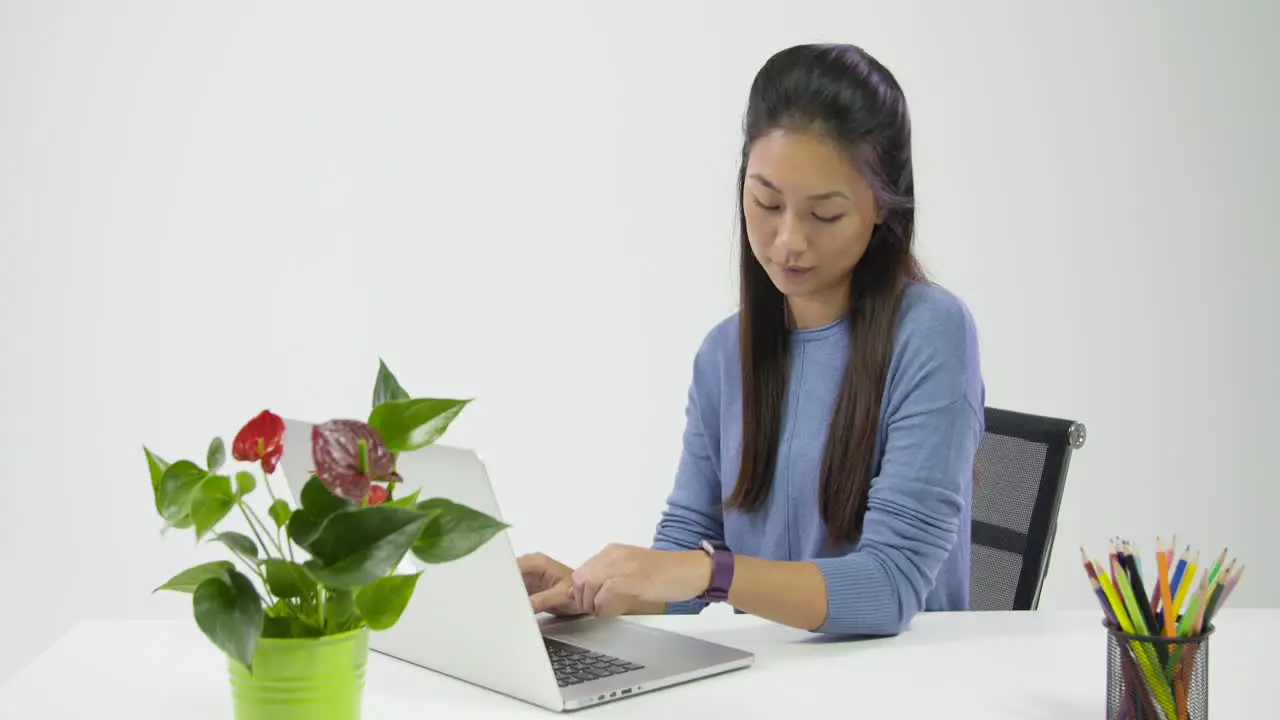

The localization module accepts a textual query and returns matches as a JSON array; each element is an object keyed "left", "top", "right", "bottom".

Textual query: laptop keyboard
[{"left": 544, "top": 637, "right": 645, "bottom": 687}]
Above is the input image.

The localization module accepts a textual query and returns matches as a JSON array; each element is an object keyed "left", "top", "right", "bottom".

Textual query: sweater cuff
[
  {"left": 811, "top": 553, "right": 902, "bottom": 636},
  {"left": 664, "top": 598, "right": 708, "bottom": 615}
]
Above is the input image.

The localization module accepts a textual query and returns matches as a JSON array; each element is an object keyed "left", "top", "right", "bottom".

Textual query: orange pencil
[{"left": 1157, "top": 544, "right": 1175, "bottom": 637}]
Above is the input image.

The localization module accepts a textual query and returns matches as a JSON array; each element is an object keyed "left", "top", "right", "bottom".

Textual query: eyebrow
[{"left": 748, "top": 173, "right": 850, "bottom": 201}]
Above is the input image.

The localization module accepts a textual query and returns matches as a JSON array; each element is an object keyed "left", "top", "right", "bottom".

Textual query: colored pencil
[
  {"left": 1204, "top": 548, "right": 1228, "bottom": 589},
  {"left": 1220, "top": 565, "right": 1244, "bottom": 603},
  {"left": 1093, "top": 558, "right": 1131, "bottom": 631},
  {"left": 1082, "top": 536, "right": 1246, "bottom": 719},
  {"left": 1121, "top": 546, "right": 1161, "bottom": 659},
  {"left": 1169, "top": 550, "right": 1198, "bottom": 622},
  {"left": 1082, "top": 548, "right": 1117, "bottom": 625},
  {"left": 1157, "top": 546, "right": 1175, "bottom": 638},
  {"left": 1169, "top": 546, "right": 1189, "bottom": 598}
]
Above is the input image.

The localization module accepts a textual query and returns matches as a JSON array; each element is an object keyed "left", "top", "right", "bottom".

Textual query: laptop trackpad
[{"left": 542, "top": 616, "right": 742, "bottom": 672}]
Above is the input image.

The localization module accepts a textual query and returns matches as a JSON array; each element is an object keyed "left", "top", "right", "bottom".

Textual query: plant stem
[
  {"left": 261, "top": 474, "right": 283, "bottom": 543},
  {"left": 243, "top": 501, "right": 285, "bottom": 558},
  {"left": 253, "top": 481, "right": 311, "bottom": 620},
  {"left": 238, "top": 501, "right": 273, "bottom": 559},
  {"left": 229, "top": 548, "right": 276, "bottom": 607}
]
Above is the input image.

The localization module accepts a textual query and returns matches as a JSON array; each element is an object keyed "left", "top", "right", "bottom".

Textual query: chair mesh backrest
[{"left": 969, "top": 407, "right": 1083, "bottom": 611}]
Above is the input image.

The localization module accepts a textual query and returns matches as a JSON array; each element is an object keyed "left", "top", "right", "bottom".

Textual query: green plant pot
[{"left": 228, "top": 628, "right": 370, "bottom": 720}]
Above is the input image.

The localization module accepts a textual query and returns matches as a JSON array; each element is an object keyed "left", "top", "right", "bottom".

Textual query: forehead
[{"left": 745, "top": 129, "right": 868, "bottom": 196}]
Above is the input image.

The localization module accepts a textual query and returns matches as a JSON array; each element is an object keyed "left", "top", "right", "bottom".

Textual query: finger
[
  {"left": 593, "top": 580, "right": 628, "bottom": 617},
  {"left": 530, "top": 582, "right": 572, "bottom": 614},
  {"left": 571, "top": 570, "right": 596, "bottom": 615},
  {"left": 517, "top": 552, "right": 548, "bottom": 575}
]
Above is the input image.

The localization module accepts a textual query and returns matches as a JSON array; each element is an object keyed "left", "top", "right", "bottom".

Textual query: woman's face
[{"left": 743, "top": 129, "right": 880, "bottom": 320}]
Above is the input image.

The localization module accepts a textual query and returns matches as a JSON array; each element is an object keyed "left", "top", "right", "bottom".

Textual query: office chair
[{"left": 969, "top": 407, "right": 1086, "bottom": 611}]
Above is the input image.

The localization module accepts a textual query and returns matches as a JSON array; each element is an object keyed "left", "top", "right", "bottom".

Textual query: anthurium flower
[
  {"left": 232, "top": 410, "right": 286, "bottom": 474},
  {"left": 311, "top": 419, "right": 401, "bottom": 502}
]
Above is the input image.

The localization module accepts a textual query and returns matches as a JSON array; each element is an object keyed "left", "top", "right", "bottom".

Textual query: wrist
[
  {"left": 691, "top": 549, "right": 714, "bottom": 594},
  {"left": 673, "top": 549, "right": 713, "bottom": 601}
]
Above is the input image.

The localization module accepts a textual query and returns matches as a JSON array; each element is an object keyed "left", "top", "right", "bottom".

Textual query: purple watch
[{"left": 696, "top": 539, "right": 734, "bottom": 602}]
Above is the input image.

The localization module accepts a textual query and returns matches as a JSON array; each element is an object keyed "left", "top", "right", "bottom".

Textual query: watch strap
[{"left": 696, "top": 539, "right": 734, "bottom": 602}]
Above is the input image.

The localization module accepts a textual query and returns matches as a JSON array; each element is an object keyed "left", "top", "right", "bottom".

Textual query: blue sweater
[{"left": 651, "top": 283, "right": 985, "bottom": 636}]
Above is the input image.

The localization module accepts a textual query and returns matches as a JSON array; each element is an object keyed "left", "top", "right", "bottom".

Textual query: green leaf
[
  {"left": 262, "top": 615, "right": 323, "bottom": 639},
  {"left": 193, "top": 569, "right": 263, "bottom": 671},
  {"left": 144, "top": 447, "right": 170, "bottom": 512},
  {"left": 368, "top": 398, "right": 470, "bottom": 453},
  {"left": 323, "top": 588, "right": 358, "bottom": 632},
  {"left": 155, "top": 560, "right": 234, "bottom": 593},
  {"left": 207, "top": 437, "right": 226, "bottom": 472},
  {"left": 262, "top": 599, "right": 324, "bottom": 638},
  {"left": 371, "top": 358, "right": 410, "bottom": 410},
  {"left": 263, "top": 559, "right": 317, "bottom": 599},
  {"left": 211, "top": 531, "right": 259, "bottom": 561},
  {"left": 301, "top": 506, "right": 433, "bottom": 589},
  {"left": 383, "top": 489, "right": 421, "bottom": 509},
  {"left": 412, "top": 498, "right": 508, "bottom": 564},
  {"left": 268, "top": 499, "right": 292, "bottom": 529},
  {"left": 287, "top": 476, "right": 355, "bottom": 548},
  {"left": 355, "top": 573, "right": 421, "bottom": 630},
  {"left": 189, "top": 474, "right": 236, "bottom": 540},
  {"left": 158, "top": 461, "right": 208, "bottom": 527},
  {"left": 234, "top": 471, "right": 256, "bottom": 497}
]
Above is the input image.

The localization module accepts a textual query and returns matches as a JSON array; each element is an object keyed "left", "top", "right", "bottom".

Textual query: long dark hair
[{"left": 725, "top": 44, "right": 926, "bottom": 547}]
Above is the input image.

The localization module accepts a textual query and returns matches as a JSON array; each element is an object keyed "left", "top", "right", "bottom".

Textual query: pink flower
[{"left": 310, "top": 419, "right": 401, "bottom": 502}]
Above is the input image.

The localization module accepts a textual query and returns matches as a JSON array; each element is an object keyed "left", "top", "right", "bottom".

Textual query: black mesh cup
[{"left": 1105, "top": 621, "right": 1212, "bottom": 720}]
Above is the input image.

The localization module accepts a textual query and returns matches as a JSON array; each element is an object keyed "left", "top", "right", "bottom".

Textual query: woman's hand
[
  {"left": 571, "top": 544, "right": 712, "bottom": 616},
  {"left": 517, "top": 553, "right": 589, "bottom": 616}
]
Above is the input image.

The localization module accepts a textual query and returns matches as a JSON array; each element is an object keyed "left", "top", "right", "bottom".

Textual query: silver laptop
[{"left": 279, "top": 419, "right": 753, "bottom": 711}]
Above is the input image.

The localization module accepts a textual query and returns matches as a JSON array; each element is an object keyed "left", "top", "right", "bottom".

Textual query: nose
[{"left": 775, "top": 213, "right": 808, "bottom": 254}]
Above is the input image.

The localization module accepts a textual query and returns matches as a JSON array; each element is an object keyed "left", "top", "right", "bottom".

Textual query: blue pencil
[{"left": 1169, "top": 546, "right": 1190, "bottom": 598}]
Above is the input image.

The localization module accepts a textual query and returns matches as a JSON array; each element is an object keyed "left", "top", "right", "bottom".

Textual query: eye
[
  {"left": 752, "top": 196, "right": 781, "bottom": 212},
  {"left": 813, "top": 213, "right": 845, "bottom": 223}
]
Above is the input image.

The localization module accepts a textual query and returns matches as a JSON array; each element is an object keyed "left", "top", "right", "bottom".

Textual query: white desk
[{"left": 0, "top": 609, "right": 1271, "bottom": 718}]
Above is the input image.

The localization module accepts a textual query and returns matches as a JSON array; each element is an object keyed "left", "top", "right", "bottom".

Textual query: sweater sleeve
[
  {"left": 810, "top": 296, "right": 984, "bottom": 636},
  {"left": 650, "top": 331, "right": 726, "bottom": 615}
]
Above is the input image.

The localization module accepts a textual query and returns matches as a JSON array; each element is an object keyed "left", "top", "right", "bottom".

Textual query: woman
[{"left": 520, "top": 43, "right": 984, "bottom": 637}]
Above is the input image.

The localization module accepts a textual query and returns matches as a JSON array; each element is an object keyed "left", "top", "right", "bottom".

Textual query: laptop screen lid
[{"left": 276, "top": 417, "right": 565, "bottom": 711}]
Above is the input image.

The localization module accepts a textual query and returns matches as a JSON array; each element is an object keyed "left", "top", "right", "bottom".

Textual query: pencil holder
[{"left": 1105, "top": 621, "right": 1212, "bottom": 720}]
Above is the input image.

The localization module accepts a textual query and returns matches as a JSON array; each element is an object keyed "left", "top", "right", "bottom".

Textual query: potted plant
[{"left": 143, "top": 360, "right": 506, "bottom": 720}]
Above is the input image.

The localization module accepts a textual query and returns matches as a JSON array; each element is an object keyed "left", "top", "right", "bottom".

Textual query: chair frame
[{"left": 973, "top": 407, "right": 1087, "bottom": 610}]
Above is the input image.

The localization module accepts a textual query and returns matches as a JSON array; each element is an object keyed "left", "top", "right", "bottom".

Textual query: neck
[{"left": 786, "top": 286, "right": 851, "bottom": 329}]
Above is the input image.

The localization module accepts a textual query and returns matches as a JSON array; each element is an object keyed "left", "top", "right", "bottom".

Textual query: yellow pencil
[
  {"left": 1098, "top": 556, "right": 1177, "bottom": 717},
  {"left": 1093, "top": 557, "right": 1130, "bottom": 629},
  {"left": 1169, "top": 551, "right": 1199, "bottom": 623}
]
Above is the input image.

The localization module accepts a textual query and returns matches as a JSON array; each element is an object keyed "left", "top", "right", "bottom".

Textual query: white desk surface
[{"left": 0, "top": 609, "right": 1271, "bottom": 718}]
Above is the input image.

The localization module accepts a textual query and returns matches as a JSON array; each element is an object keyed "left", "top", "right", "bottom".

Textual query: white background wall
[{"left": 1, "top": 0, "right": 1276, "bottom": 684}]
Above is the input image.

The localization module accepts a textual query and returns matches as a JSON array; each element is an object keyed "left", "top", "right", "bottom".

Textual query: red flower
[
  {"left": 311, "top": 419, "right": 401, "bottom": 503},
  {"left": 367, "top": 484, "right": 389, "bottom": 506},
  {"left": 233, "top": 410, "right": 286, "bottom": 474}
]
